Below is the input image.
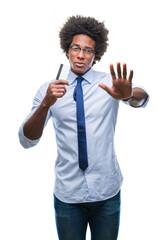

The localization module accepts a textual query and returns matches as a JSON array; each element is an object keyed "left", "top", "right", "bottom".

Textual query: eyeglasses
[{"left": 69, "top": 45, "right": 95, "bottom": 56}]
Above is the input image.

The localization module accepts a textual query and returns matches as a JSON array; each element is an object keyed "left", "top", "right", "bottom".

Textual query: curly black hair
[{"left": 59, "top": 15, "right": 109, "bottom": 65}]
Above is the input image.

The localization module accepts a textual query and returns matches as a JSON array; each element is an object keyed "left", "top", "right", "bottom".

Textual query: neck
[{"left": 70, "top": 67, "right": 91, "bottom": 77}]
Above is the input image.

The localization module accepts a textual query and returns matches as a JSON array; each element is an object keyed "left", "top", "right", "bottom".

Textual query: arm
[
  {"left": 21, "top": 80, "right": 70, "bottom": 142},
  {"left": 23, "top": 102, "right": 50, "bottom": 140},
  {"left": 123, "top": 87, "right": 148, "bottom": 108}
]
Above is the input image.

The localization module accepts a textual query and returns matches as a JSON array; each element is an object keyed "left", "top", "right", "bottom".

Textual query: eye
[
  {"left": 84, "top": 49, "right": 92, "bottom": 53},
  {"left": 72, "top": 46, "right": 80, "bottom": 51}
]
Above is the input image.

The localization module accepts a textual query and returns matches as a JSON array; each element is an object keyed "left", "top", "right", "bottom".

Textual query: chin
[
  {"left": 72, "top": 66, "right": 90, "bottom": 76},
  {"left": 72, "top": 68, "right": 84, "bottom": 75}
]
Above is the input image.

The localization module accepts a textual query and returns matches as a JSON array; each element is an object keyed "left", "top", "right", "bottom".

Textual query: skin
[
  {"left": 67, "top": 34, "right": 96, "bottom": 76},
  {"left": 99, "top": 63, "right": 133, "bottom": 100},
  {"left": 99, "top": 62, "right": 148, "bottom": 105},
  {"left": 23, "top": 34, "right": 148, "bottom": 140}
]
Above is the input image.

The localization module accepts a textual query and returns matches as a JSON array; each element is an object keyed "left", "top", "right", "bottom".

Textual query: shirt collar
[{"left": 67, "top": 68, "right": 94, "bottom": 85}]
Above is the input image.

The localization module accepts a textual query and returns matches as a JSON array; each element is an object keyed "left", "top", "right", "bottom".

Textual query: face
[{"left": 67, "top": 34, "right": 96, "bottom": 76}]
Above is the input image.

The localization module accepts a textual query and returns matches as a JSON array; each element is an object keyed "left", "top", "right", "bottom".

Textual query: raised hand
[
  {"left": 99, "top": 63, "right": 133, "bottom": 100},
  {"left": 42, "top": 80, "right": 70, "bottom": 108}
]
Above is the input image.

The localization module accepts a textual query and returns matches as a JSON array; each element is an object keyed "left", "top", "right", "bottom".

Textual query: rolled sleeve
[
  {"left": 123, "top": 83, "right": 149, "bottom": 108},
  {"left": 18, "top": 127, "right": 41, "bottom": 149}
]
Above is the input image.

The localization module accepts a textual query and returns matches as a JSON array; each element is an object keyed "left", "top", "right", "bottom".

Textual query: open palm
[{"left": 99, "top": 63, "right": 133, "bottom": 100}]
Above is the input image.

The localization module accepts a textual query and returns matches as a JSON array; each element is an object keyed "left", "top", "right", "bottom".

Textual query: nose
[{"left": 77, "top": 49, "right": 85, "bottom": 58}]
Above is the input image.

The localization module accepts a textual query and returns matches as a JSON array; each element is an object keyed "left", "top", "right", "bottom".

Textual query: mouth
[{"left": 74, "top": 62, "right": 85, "bottom": 68}]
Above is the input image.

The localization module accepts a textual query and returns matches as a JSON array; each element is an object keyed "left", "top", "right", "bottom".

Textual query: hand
[
  {"left": 99, "top": 63, "right": 133, "bottom": 100},
  {"left": 42, "top": 80, "right": 70, "bottom": 107}
]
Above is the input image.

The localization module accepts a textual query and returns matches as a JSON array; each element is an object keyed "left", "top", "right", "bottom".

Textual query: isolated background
[{"left": 0, "top": 0, "right": 168, "bottom": 239}]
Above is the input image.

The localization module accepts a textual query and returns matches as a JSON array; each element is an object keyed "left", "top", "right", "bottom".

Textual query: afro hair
[{"left": 59, "top": 15, "right": 109, "bottom": 64}]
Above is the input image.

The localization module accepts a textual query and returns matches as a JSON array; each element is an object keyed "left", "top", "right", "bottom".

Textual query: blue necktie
[{"left": 73, "top": 77, "right": 88, "bottom": 171}]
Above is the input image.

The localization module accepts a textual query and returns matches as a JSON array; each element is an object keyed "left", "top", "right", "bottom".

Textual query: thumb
[{"left": 98, "top": 83, "right": 112, "bottom": 95}]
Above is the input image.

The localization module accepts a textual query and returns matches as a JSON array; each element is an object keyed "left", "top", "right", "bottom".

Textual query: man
[{"left": 19, "top": 16, "right": 149, "bottom": 240}]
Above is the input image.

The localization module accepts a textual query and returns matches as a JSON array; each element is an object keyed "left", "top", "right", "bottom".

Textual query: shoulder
[
  {"left": 92, "top": 69, "right": 112, "bottom": 87},
  {"left": 92, "top": 68, "right": 107, "bottom": 78},
  {"left": 38, "top": 79, "right": 55, "bottom": 92},
  {"left": 34, "top": 79, "right": 55, "bottom": 99}
]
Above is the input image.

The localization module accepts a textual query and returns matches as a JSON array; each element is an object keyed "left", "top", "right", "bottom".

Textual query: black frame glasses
[{"left": 69, "top": 45, "right": 95, "bottom": 55}]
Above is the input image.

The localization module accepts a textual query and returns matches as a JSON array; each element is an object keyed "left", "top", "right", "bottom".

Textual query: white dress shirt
[{"left": 19, "top": 68, "right": 149, "bottom": 203}]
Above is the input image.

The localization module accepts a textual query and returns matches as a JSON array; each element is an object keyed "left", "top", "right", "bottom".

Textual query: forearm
[
  {"left": 124, "top": 87, "right": 148, "bottom": 107},
  {"left": 22, "top": 79, "right": 69, "bottom": 141},
  {"left": 23, "top": 100, "right": 50, "bottom": 140}
]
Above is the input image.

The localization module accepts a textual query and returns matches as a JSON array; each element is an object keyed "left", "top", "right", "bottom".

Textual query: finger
[
  {"left": 54, "top": 93, "right": 65, "bottom": 98},
  {"left": 52, "top": 87, "right": 67, "bottom": 94},
  {"left": 98, "top": 83, "right": 112, "bottom": 95},
  {"left": 52, "top": 89, "right": 66, "bottom": 97},
  {"left": 56, "top": 89, "right": 66, "bottom": 93},
  {"left": 49, "top": 85, "right": 66, "bottom": 95},
  {"left": 110, "top": 64, "right": 116, "bottom": 80},
  {"left": 55, "top": 80, "right": 70, "bottom": 86},
  {"left": 51, "top": 84, "right": 67, "bottom": 89},
  {"left": 123, "top": 63, "right": 127, "bottom": 79},
  {"left": 117, "top": 62, "right": 122, "bottom": 79},
  {"left": 128, "top": 70, "right": 133, "bottom": 83}
]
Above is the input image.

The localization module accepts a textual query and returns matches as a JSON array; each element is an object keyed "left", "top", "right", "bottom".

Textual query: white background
[{"left": 0, "top": 0, "right": 168, "bottom": 239}]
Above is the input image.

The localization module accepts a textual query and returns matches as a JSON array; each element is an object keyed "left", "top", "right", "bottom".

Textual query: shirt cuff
[
  {"left": 18, "top": 125, "right": 41, "bottom": 149},
  {"left": 122, "top": 84, "right": 149, "bottom": 108}
]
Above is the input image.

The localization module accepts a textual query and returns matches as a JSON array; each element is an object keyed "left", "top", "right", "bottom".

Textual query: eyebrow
[{"left": 72, "top": 44, "right": 94, "bottom": 50}]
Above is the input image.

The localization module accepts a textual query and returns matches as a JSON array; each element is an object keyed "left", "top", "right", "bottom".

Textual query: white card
[{"left": 56, "top": 64, "right": 70, "bottom": 80}]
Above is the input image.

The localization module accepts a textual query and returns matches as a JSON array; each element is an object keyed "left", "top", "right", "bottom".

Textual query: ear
[
  {"left": 94, "top": 56, "right": 99, "bottom": 62},
  {"left": 92, "top": 55, "right": 100, "bottom": 66},
  {"left": 66, "top": 52, "right": 69, "bottom": 59}
]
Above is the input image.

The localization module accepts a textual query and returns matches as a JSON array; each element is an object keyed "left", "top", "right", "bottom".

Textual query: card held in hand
[{"left": 56, "top": 64, "right": 70, "bottom": 80}]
